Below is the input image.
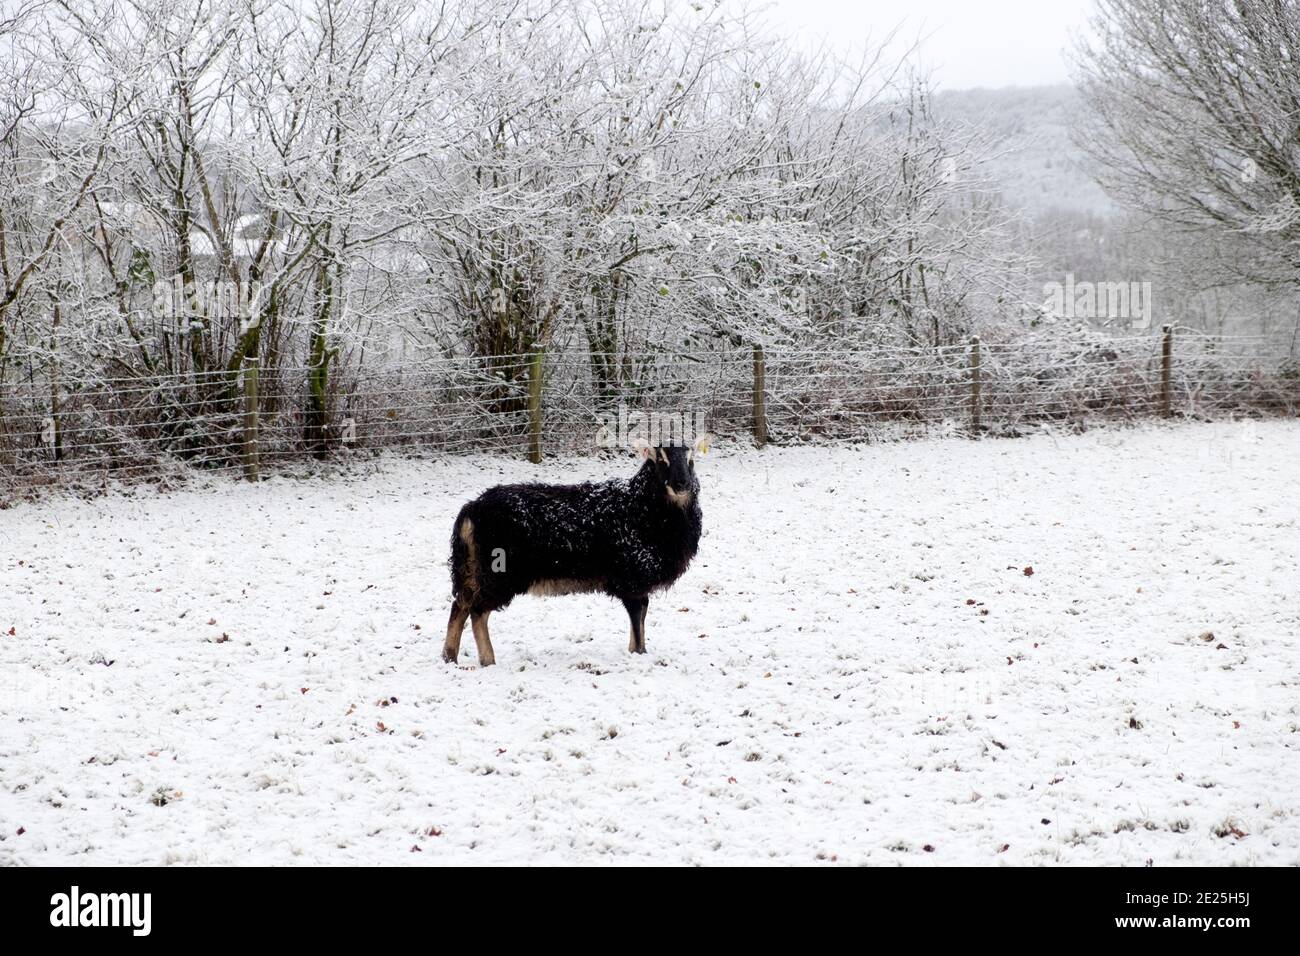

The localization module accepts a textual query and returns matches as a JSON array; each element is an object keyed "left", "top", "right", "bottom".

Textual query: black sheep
[{"left": 443, "top": 435, "right": 708, "bottom": 666}]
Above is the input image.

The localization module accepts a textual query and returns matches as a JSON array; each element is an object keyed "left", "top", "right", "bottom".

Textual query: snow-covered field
[{"left": 2, "top": 421, "right": 1297, "bottom": 865}]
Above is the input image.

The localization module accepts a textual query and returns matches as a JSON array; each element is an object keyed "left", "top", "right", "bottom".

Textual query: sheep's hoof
[{"left": 442, "top": 649, "right": 458, "bottom": 664}]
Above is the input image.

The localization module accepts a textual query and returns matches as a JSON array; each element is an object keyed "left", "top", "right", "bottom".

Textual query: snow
[{"left": 2, "top": 420, "right": 1298, "bottom": 865}]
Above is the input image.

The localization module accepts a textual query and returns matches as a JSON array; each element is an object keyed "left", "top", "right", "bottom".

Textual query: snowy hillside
[
  {"left": 935, "top": 84, "right": 1116, "bottom": 218},
  {"left": 2, "top": 422, "right": 1298, "bottom": 865}
]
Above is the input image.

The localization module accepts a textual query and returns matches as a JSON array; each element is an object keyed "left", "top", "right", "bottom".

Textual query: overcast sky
[{"left": 763, "top": 0, "right": 1095, "bottom": 90}]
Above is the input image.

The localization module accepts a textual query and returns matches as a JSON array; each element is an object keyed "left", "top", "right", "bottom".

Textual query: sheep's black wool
[
  {"left": 443, "top": 443, "right": 703, "bottom": 665},
  {"left": 451, "top": 460, "right": 702, "bottom": 607}
]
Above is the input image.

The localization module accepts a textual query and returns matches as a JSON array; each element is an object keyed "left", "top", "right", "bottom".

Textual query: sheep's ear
[
  {"left": 633, "top": 437, "right": 653, "bottom": 459},
  {"left": 693, "top": 432, "right": 712, "bottom": 456}
]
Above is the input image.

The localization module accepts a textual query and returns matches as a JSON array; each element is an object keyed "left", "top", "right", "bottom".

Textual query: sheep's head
[{"left": 636, "top": 434, "right": 709, "bottom": 507}]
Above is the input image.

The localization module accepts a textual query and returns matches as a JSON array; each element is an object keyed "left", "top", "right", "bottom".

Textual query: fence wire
[{"left": 0, "top": 329, "right": 1296, "bottom": 491}]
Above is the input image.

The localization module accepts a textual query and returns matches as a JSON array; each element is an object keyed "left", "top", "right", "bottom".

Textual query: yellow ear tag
[{"left": 699, "top": 440, "right": 710, "bottom": 455}]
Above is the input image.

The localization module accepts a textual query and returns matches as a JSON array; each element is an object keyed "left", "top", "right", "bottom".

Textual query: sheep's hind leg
[
  {"left": 470, "top": 610, "right": 496, "bottom": 667},
  {"left": 443, "top": 601, "right": 470, "bottom": 664},
  {"left": 622, "top": 596, "right": 649, "bottom": 654}
]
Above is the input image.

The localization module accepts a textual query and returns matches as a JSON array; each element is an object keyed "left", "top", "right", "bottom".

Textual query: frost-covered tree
[
  {"left": 0, "top": 0, "right": 129, "bottom": 374},
  {"left": 0, "top": 0, "right": 1045, "bottom": 470},
  {"left": 1075, "top": 0, "right": 1300, "bottom": 292}
]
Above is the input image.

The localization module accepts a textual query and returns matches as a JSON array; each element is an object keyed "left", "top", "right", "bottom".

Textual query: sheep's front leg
[
  {"left": 622, "top": 596, "right": 649, "bottom": 654},
  {"left": 470, "top": 610, "right": 496, "bottom": 667}
]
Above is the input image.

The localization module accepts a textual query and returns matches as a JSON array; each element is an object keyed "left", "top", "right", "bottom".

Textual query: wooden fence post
[
  {"left": 527, "top": 347, "right": 543, "bottom": 464},
  {"left": 969, "top": 335, "right": 982, "bottom": 437},
  {"left": 752, "top": 344, "right": 768, "bottom": 447},
  {"left": 1160, "top": 324, "right": 1173, "bottom": 418},
  {"left": 242, "top": 355, "right": 260, "bottom": 481}
]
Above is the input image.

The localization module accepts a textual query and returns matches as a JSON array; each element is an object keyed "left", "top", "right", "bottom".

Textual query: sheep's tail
[{"left": 449, "top": 508, "right": 480, "bottom": 608}]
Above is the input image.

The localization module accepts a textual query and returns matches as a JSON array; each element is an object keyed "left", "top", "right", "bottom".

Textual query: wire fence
[{"left": 0, "top": 326, "right": 1296, "bottom": 491}]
